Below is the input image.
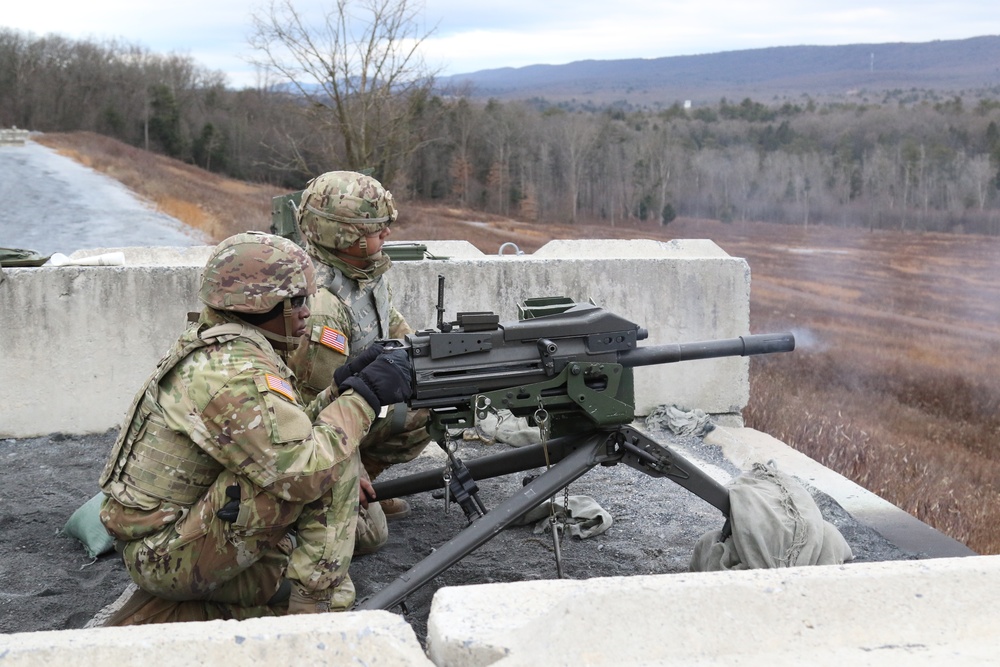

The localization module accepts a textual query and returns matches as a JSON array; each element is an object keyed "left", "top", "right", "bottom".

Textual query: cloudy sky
[{"left": 4, "top": 1, "right": 996, "bottom": 87}]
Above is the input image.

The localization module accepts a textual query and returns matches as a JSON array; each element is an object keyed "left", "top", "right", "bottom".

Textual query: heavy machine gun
[{"left": 357, "top": 278, "right": 795, "bottom": 611}]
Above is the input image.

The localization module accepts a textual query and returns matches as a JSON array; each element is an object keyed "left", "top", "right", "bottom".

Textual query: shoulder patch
[
  {"left": 264, "top": 374, "right": 298, "bottom": 403},
  {"left": 319, "top": 326, "right": 348, "bottom": 353}
]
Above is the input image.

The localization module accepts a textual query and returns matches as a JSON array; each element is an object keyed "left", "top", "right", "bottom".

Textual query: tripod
[{"left": 356, "top": 424, "right": 730, "bottom": 611}]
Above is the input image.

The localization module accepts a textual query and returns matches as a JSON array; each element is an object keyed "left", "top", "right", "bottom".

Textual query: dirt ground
[{"left": 0, "top": 420, "right": 913, "bottom": 645}]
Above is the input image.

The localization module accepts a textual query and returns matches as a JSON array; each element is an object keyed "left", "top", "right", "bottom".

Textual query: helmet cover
[
  {"left": 199, "top": 231, "right": 316, "bottom": 313},
  {"left": 297, "top": 171, "right": 398, "bottom": 251}
]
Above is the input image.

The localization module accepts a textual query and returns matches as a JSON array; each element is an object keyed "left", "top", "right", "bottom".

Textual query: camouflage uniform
[
  {"left": 287, "top": 172, "right": 431, "bottom": 497},
  {"left": 99, "top": 232, "right": 385, "bottom": 623}
]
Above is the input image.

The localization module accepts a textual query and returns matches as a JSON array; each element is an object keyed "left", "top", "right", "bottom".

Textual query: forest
[{"left": 3, "top": 18, "right": 1000, "bottom": 237}]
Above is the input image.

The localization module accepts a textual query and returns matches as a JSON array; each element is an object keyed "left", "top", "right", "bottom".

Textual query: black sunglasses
[{"left": 288, "top": 295, "right": 308, "bottom": 308}]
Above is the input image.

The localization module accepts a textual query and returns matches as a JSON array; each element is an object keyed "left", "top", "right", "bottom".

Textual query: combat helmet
[
  {"left": 296, "top": 171, "right": 397, "bottom": 255},
  {"left": 200, "top": 231, "right": 316, "bottom": 349}
]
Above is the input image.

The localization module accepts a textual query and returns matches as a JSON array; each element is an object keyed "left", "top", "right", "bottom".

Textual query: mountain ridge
[{"left": 438, "top": 35, "right": 1000, "bottom": 105}]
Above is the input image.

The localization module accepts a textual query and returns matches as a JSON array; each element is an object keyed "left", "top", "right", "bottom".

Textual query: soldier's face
[
  {"left": 258, "top": 297, "right": 311, "bottom": 339},
  {"left": 340, "top": 227, "right": 391, "bottom": 266}
]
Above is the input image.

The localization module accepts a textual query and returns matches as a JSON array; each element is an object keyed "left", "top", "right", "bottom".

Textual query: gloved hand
[
  {"left": 340, "top": 348, "right": 413, "bottom": 414},
  {"left": 332, "top": 341, "right": 386, "bottom": 389},
  {"left": 216, "top": 484, "right": 240, "bottom": 522}
]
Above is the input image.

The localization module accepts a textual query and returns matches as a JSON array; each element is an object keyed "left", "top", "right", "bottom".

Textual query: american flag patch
[
  {"left": 319, "top": 326, "right": 347, "bottom": 353},
  {"left": 264, "top": 374, "right": 297, "bottom": 403}
]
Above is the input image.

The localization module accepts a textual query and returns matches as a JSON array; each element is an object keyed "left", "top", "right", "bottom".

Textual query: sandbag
[
  {"left": 690, "top": 463, "right": 853, "bottom": 571},
  {"left": 0, "top": 247, "right": 52, "bottom": 267},
  {"left": 61, "top": 491, "right": 115, "bottom": 559}
]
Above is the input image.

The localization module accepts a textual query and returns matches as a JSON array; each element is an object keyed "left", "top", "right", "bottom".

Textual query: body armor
[
  {"left": 100, "top": 322, "right": 246, "bottom": 506},
  {"left": 324, "top": 266, "right": 391, "bottom": 361}
]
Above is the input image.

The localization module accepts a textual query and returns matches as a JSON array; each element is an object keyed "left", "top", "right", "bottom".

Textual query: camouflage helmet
[
  {"left": 296, "top": 170, "right": 398, "bottom": 251},
  {"left": 199, "top": 231, "right": 316, "bottom": 313}
]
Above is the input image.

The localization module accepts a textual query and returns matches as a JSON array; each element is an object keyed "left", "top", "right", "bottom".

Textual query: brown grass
[{"left": 36, "top": 131, "right": 1000, "bottom": 554}]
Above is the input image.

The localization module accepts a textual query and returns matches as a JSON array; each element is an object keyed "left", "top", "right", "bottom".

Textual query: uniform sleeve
[{"left": 197, "top": 370, "right": 375, "bottom": 503}]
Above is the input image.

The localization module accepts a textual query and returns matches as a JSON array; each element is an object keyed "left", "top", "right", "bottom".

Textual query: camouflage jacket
[{"left": 100, "top": 307, "right": 375, "bottom": 540}]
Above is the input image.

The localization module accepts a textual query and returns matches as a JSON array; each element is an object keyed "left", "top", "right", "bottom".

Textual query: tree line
[{"left": 4, "top": 17, "right": 1000, "bottom": 235}]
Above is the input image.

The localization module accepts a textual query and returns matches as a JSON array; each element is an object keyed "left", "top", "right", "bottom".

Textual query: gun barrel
[{"left": 618, "top": 332, "right": 795, "bottom": 368}]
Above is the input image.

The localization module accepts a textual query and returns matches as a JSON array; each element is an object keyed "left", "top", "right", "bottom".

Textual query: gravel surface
[{"left": 0, "top": 420, "right": 914, "bottom": 645}]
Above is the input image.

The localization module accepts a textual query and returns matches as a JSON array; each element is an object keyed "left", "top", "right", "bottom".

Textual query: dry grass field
[{"left": 35, "top": 131, "right": 1000, "bottom": 555}]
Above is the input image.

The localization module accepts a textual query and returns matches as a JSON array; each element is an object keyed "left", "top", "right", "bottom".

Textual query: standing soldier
[
  {"left": 287, "top": 171, "right": 431, "bottom": 521},
  {"left": 99, "top": 232, "right": 412, "bottom": 622}
]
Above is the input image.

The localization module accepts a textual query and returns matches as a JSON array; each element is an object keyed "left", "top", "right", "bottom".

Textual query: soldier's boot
[
  {"left": 287, "top": 576, "right": 356, "bottom": 614},
  {"left": 362, "top": 459, "right": 411, "bottom": 521}
]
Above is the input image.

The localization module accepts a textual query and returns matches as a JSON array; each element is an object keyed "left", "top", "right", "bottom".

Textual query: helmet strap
[
  {"left": 330, "top": 235, "right": 384, "bottom": 271},
  {"left": 253, "top": 298, "right": 300, "bottom": 351}
]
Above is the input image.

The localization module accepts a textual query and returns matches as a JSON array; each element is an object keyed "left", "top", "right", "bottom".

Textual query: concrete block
[
  {"left": 0, "top": 264, "right": 202, "bottom": 436},
  {"left": 391, "top": 238, "right": 752, "bottom": 418},
  {"left": 0, "top": 239, "right": 753, "bottom": 436},
  {"left": 426, "top": 555, "right": 1000, "bottom": 667},
  {"left": 68, "top": 245, "right": 215, "bottom": 266},
  {"left": 0, "top": 611, "right": 432, "bottom": 667}
]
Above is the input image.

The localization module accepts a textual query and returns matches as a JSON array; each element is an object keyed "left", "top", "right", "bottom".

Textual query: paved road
[{"left": 0, "top": 139, "right": 208, "bottom": 256}]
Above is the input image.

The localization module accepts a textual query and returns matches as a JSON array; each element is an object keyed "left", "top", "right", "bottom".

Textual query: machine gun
[{"left": 358, "top": 277, "right": 795, "bottom": 611}]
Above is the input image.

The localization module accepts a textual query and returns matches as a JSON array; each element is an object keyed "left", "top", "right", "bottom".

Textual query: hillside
[
  {"left": 438, "top": 34, "right": 1000, "bottom": 105},
  {"left": 32, "top": 131, "right": 1000, "bottom": 555}
]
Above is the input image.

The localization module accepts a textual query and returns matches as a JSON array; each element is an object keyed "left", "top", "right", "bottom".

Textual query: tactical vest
[
  {"left": 99, "top": 322, "right": 249, "bottom": 506},
  {"left": 325, "top": 267, "right": 391, "bottom": 360}
]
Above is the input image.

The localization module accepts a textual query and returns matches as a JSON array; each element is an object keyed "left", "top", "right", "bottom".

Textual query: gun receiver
[
  {"left": 396, "top": 296, "right": 793, "bottom": 440},
  {"left": 359, "top": 282, "right": 795, "bottom": 611}
]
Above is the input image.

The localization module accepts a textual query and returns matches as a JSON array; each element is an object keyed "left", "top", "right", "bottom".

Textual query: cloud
[{"left": 3, "top": 0, "right": 997, "bottom": 86}]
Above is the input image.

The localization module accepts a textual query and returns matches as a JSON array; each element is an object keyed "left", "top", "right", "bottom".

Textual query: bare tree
[
  {"left": 248, "top": 0, "right": 437, "bottom": 185},
  {"left": 559, "top": 111, "right": 599, "bottom": 223}
]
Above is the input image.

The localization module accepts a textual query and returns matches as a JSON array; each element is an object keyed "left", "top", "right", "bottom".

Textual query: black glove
[
  {"left": 340, "top": 348, "right": 413, "bottom": 414},
  {"left": 333, "top": 341, "right": 386, "bottom": 388},
  {"left": 216, "top": 484, "right": 241, "bottom": 523}
]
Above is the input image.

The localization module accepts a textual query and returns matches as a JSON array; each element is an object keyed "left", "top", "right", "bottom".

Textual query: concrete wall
[
  {"left": 0, "top": 610, "right": 433, "bottom": 666},
  {"left": 426, "top": 555, "right": 1000, "bottom": 666},
  {"left": 0, "top": 239, "right": 753, "bottom": 437},
  {"left": 0, "top": 128, "right": 29, "bottom": 145},
  {"left": 3, "top": 550, "right": 994, "bottom": 666}
]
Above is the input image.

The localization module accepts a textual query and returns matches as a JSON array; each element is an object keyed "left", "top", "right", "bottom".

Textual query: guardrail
[{"left": 0, "top": 128, "right": 30, "bottom": 145}]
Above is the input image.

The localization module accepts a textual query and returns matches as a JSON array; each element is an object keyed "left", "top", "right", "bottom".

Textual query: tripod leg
[
  {"left": 356, "top": 431, "right": 608, "bottom": 611},
  {"left": 616, "top": 426, "right": 731, "bottom": 516}
]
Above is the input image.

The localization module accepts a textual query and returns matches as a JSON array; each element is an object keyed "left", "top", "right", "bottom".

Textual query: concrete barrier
[
  {"left": 0, "top": 128, "right": 30, "bottom": 145},
  {"left": 0, "top": 239, "right": 752, "bottom": 437},
  {"left": 426, "top": 555, "right": 1000, "bottom": 666},
  {"left": 4, "top": 550, "right": 989, "bottom": 667},
  {"left": 0, "top": 610, "right": 433, "bottom": 667}
]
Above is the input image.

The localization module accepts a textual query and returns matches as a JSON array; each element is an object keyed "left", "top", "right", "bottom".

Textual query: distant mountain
[{"left": 437, "top": 35, "right": 1000, "bottom": 106}]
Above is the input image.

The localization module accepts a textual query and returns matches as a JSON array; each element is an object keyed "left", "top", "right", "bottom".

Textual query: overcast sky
[{"left": 4, "top": 1, "right": 996, "bottom": 88}]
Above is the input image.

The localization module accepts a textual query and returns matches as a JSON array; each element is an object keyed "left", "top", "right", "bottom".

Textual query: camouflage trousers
[
  {"left": 114, "top": 450, "right": 386, "bottom": 624},
  {"left": 360, "top": 404, "right": 433, "bottom": 469}
]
